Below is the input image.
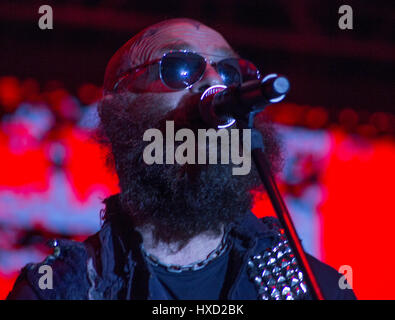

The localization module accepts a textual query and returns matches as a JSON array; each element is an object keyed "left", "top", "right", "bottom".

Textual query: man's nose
[{"left": 190, "top": 64, "right": 223, "bottom": 93}]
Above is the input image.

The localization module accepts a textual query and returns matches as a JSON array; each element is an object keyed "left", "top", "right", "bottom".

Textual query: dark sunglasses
[{"left": 113, "top": 51, "right": 261, "bottom": 91}]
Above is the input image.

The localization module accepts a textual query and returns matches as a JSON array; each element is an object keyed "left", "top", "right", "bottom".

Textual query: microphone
[{"left": 199, "top": 74, "right": 290, "bottom": 128}]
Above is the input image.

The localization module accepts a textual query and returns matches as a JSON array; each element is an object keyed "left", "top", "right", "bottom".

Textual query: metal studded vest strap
[{"left": 247, "top": 217, "right": 308, "bottom": 300}]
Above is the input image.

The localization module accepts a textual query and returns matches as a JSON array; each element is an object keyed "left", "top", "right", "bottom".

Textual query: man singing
[{"left": 7, "top": 18, "right": 356, "bottom": 300}]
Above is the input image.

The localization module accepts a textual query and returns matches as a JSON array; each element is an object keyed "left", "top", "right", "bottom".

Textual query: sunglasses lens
[
  {"left": 217, "top": 59, "right": 242, "bottom": 86},
  {"left": 160, "top": 52, "right": 206, "bottom": 89},
  {"left": 217, "top": 58, "right": 260, "bottom": 86}
]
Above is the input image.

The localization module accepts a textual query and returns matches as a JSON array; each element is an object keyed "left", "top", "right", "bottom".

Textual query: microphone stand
[
  {"left": 200, "top": 75, "right": 325, "bottom": 299},
  {"left": 236, "top": 109, "right": 325, "bottom": 301}
]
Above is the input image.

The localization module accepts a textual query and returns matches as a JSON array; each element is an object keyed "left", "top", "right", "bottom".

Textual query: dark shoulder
[
  {"left": 6, "top": 238, "right": 94, "bottom": 300},
  {"left": 306, "top": 253, "right": 357, "bottom": 300},
  {"left": 6, "top": 269, "right": 39, "bottom": 300}
]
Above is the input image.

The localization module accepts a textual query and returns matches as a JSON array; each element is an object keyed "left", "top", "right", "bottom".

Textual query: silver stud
[
  {"left": 260, "top": 293, "right": 270, "bottom": 300},
  {"left": 254, "top": 276, "right": 262, "bottom": 285},
  {"left": 272, "top": 266, "right": 282, "bottom": 275},
  {"left": 282, "top": 286, "right": 291, "bottom": 296},
  {"left": 277, "top": 275, "right": 286, "bottom": 284},
  {"left": 300, "top": 282, "right": 307, "bottom": 293},
  {"left": 249, "top": 270, "right": 258, "bottom": 279},
  {"left": 285, "top": 292, "right": 295, "bottom": 300},
  {"left": 291, "top": 277, "right": 299, "bottom": 287},
  {"left": 281, "top": 259, "right": 290, "bottom": 269},
  {"left": 286, "top": 268, "right": 295, "bottom": 278},
  {"left": 267, "top": 257, "right": 276, "bottom": 266},
  {"left": 271, "top": 288, "right": 281, "bottom": 299},
  {"left": 258, "top": 285, "right": 269, "bottom": 294},
  {"left": 263, "top": 251, "right": 271, "bottom": 259},
  {"left": 261, "top": 268, "right": 271, "bottom": 278}
]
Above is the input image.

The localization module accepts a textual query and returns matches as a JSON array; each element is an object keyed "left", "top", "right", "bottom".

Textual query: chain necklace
[{"left": 141, "top": 232, "right": 230, "bottom": 273}]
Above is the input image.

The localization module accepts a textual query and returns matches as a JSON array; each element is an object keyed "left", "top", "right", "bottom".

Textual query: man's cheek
[
  {"left": 126, "top": 69, "right": 172, "bottom": 93},
  {"left": 146, "top": 79, "right": 168, "bottom": 92}
]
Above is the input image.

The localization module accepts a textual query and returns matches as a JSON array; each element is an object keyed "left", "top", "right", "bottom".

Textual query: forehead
[{"left": 129, "top": 22, "right": 237, "bottom": 67}]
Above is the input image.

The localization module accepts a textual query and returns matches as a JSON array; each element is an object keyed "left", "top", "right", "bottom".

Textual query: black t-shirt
[{"left": 151, "top": 249, "right": 230, "bottom": 300}]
